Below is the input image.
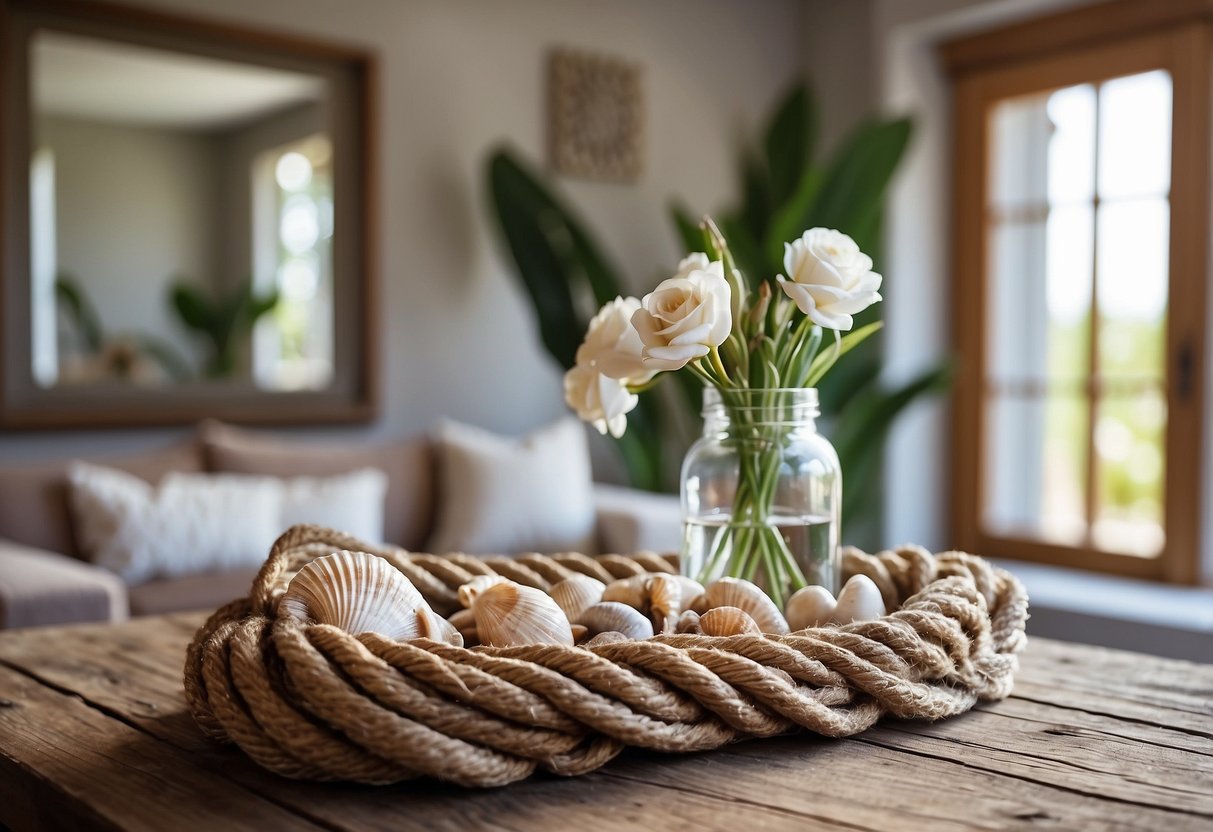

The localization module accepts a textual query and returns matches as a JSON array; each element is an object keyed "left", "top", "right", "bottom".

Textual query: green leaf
[
  {"left": 763, "top": 83, "right": 816, "bottom": 209},
  {"left": 669, "top": 201, "right": 706, "bottom": 254},
  {"left": 807, "top": 117, "right": 911, "bottom": 254},
  {"left": 54, "top": 274, "right": 105, "bottom": 351},
  {"left": 170, "top": 283, "right": 217, "bottom": 333},
  {"left": 804, "top": 321, "right": 883, "bottom": 386},
  {"left": 763, "top": 167, "right": 822, "bottom": 272},
  {"left": 739, "top": 151, "right": 772, "bottom": 242},
  {"left": 134, "top": 336, "right": 193, "bottom": 382}
]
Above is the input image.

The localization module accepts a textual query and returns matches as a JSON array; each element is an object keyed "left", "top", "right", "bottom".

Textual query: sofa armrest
[
  {"left": 0, "top": 539, "right": 127, "bottom": 629},
  {"left": 593, "top": 484, "right": 682, "bottom": 555}
]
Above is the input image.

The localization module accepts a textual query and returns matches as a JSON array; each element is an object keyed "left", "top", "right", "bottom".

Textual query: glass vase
[{"left": 680, "top": 387, "right": 841, "bottom": 607}]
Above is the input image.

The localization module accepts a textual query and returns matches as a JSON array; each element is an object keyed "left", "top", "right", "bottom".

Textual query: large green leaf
[
  {"left": 669, "top": 200, "right": 707, "bottom": 254},
  {"left": 763, "top": 84, "right": 816, "bottom": 209},
  {"left": 806, "top": 117, "right": 911, "bottom": 255},
  {"left": 54, "top": 274, "right": 104, "bottom": 351}
]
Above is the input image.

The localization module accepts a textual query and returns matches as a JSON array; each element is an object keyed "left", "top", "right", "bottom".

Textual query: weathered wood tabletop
[{"left": 0, "top": 615, "right": 1210, "bottom": 831}]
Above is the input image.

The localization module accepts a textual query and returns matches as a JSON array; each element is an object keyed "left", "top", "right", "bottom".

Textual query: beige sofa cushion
[
  {"left": 0, "top": 538, "right": 128, "bottom": 628},
  {"left": 128, "top": 567, "right": 260, "bottom": 616},
  {"left": 0, "top": 439, "right": 203, "bottom": 558},
  {"left": 202, "top": 421, "right": 433, "bottom": 550}
]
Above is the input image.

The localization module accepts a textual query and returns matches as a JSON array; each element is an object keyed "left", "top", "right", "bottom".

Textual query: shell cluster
[{"left": 279, "top": 551, "right": 890, "bottom": 650}]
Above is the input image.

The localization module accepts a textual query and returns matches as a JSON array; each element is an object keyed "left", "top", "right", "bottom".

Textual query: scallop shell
[
  {"left": 570, "top": 624, "right": 588, "bottom": 643},
  {"left": 415, "top": 606, "right": 464, "bottom": 646},
  {"left": 279, "top": 550, "right": 426, "bottom": 640},
  {"left": 472, "top": 581, "right": 574, "bottom": 647},
  {"left": 458, "top": 575, "right": 509, "bottom": 609},
  {"left": 688, "top": 592, "right": 710, "bottom": 615},
  {"left": 646, "top": 574, "right": 683, "bottom": 633},
  {"left": 830, "top": 574, "right": 886, "bottom": 624},
  {"left": 704, "top": 577, "right": 790, "bottom": 634},
  {"left": 700, "top": 606, "right": 761, "bottom": 637},
  {"left": 577, "top": 601, "right": 654, "bottom": 640},
  {"left": 785, "top": 585, "right": 837, "bottom": 631},
  {"left": 550, "top": 575, "right": 606, "bottom": 623}
]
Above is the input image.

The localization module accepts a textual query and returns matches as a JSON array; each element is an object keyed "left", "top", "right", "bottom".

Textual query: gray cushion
[{"left": 0, "top": 538, "right": 127, "bottom": 628}]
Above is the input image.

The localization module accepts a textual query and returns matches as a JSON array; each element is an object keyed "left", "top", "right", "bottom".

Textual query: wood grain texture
[{"left": 1, "top": 616, "right": 1212, "bottom": 831}]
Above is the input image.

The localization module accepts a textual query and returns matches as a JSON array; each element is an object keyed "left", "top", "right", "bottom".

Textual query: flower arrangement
[{"left": 565, "top": 219, "right": 883, "bottom": 602}]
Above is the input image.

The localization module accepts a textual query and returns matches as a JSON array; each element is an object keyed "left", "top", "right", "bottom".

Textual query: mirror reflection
[{"left": 30, "top": 31, "right": 336, "bottom": 391}]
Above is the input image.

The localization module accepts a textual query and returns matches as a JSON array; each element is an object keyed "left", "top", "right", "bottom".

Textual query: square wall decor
[{"left": 548, "top": 48, "right": 644, "bottom": 182}]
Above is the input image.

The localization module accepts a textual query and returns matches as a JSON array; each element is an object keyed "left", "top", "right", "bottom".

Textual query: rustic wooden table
[{"left": 0, "top": 614, "right": 1210, "bottom": 831}]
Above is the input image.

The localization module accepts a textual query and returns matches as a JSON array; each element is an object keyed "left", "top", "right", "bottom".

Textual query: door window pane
[
  {"left": 1098, "top": 71, "right": 1172, "bottom": 199},
  {"left": 1092, "top": 391, "right": 1166, "bottom": 556},
  {"left": 1096, "top": 198, "right": 1168, "bottom": 380}
]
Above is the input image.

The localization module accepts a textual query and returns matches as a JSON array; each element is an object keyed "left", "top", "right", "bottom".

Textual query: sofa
[{"left": 0, "top": 421, "right": 681, "bottom": 629}]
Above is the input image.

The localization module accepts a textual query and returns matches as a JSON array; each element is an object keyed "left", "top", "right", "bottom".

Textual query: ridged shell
[
  {"left": 704, "top": 577, "right": 790, "bottom": 634},
  {"left": 415, "top": 606, "right": 464, "bottom": 646},
  {"left": 472, "top": 581, "right": 574, "bottom": 647},
  {"left": 577, "top": 601, "right": 654, "bottom": 640},
  {"left": 785, "top": 585, "right": 837, "bottom": 631},
  {"left": 700, "top": 606, "right": 761, "bottom": 637},
  {"left": 447, "top": 608, "right": 478, "bottom": 645},
  {"left": 831, "top": 574, "right": 886, "bottom": 624},
  {"left": 279, "top": 550, "right": 425, "bottom": 640},
  {"left": 458, "top": 575, "right": 508, "bottom": 609},
  {"left": 688, "top": 592, "right": 710, "bottom": 615},
  {"left": 550, "top": 575, "right": 606, "bottom": 623},
  {"left": 646, "top": 574, "right": 682, "bottom": 633}
]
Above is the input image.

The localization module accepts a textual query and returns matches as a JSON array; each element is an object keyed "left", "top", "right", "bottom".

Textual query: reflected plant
[{"left": 169, "top": 278, "right": 279, "bottom": 379}]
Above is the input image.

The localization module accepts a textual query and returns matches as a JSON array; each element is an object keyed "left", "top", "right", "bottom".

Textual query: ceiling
[{"left": 32, "top": 30, "right": 326, "bottom": 131}]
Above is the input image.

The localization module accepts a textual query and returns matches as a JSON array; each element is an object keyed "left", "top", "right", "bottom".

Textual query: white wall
[
  {"left": 35, "top": 115, "right": 218, "bottom": 352},
  {"left": 0, "top": 0, "right": 805, "bottom": 464}
]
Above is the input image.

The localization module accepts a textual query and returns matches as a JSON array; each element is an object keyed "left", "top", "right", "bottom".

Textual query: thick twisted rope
[{"left": 184, "top": 525, "right": 1029, "bottom": 787}]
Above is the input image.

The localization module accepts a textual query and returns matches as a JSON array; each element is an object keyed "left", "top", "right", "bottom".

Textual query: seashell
[
  {"left": 550, "top": 575, "right": 606, "bottom": 623},
  {"left": 601, "top": 575, "right": 649, "bottom": 611},
  {"left": 688, "top": 592, "right": 710, "bottom": 615},
  {"left": 280, "top": 550, "right": 426, "bottom": 640},
  {"left": 673, "top": 576, "right": 706, "bottom": 607},
  {"left": 785, "top": 585, "right": 837, "bottom": 631},
  {"left": 674, "top": 609, "right": 702, "bottom": 634},
  {"left": 472, "top": 581, "right": 574, "bottom": 647},
  {"left": 830, "top": 574, "right": 886, "bottom": 624},
  {"left": 577, "top": 601, "right": 654, "bottom": 640},
  {"left": 699, "top": 606, "right": 761, "bottom": 637},
  {"left": 458, "top": 575, "right": 508, "bottom": 609},
  {"left": 570, "top": 624, "right": 588, "bottom": 643},
  {"left": 646, "top": 574, "right": 683, "bottom": 633},
  {"left": 704, "top": 577, "right": 790, "bottom": 634},
  {"left": 415, "top": 606, "right": 464, "bottom": 646}
]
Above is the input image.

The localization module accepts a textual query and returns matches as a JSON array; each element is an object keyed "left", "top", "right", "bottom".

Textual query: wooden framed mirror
[{"left": 0, "top": 0, "right": 377, "bottom": 427}]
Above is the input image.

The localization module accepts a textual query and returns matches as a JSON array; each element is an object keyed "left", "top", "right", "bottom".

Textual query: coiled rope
[{"left": 184, "top": 525, "right": 1028, "bottom": 787}]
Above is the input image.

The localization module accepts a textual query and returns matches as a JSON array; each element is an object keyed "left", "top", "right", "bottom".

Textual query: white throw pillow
[
  {"left": 428, "top": 418, "right": 596, "bottom": 555},
  {"left": 68, "top": 463, "right": 388, "bottom": 583}
]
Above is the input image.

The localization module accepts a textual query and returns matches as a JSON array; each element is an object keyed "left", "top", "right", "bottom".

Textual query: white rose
[
  {"left": 631, "top": 254, "right": 732, "bottom": 371},
  {"left": 777, "top": 228, "right": 882, "bottom": 330},
  {"left": 575, "top": 296, "right": 655, "bottom": 384},
  {"left": 563, "top": 363, "right": 637, "bottom": 438}
]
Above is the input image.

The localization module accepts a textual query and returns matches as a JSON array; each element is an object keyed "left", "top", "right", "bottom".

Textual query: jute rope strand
[{"left": 184, "top": 525, "right": 1029, "bottom": 787}]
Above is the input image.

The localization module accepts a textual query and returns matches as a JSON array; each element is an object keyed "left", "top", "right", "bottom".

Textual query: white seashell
[
  {"left": 447, "top": 608, "right": 478, "bottom": 645},
  {"left": 458, "top": 575, "right": 508, "bottom": 609},
  {"left": 601, "top": 575, "right": 649, "bottom": 610},
  {"left": 585, "top": 631, "right": 629, "bottom": 647},
  {"left": 415, "top": 606, "right": 464, "bottom": 646},
  {"left": 785, "top": 585, "right": 837, "bottom": 631},
  {"left": 472, "top": 581, "right": 574, "bottom": 647},
  {"left": 688, "top": 592, "right": 710, "bottom": 614},
  {"left": 699, "top": 606, "right": 761, "bottom": 637},
  {"left": 550, "top": 575, "right": 606, "bottom": 623},
  {"left": 577, "top": 601, "right": 654, "bottom": 640},
  {"left": 830, "top": 574, "right": 886, "bottom": 624},
  {"left": 279, "top": 550, "right": 426, "bottom": 640},
  {"left": 674, "top": 609, "right": 702, "bottom": 634},
  {"left": 705, "top": 577, "right": 790, "bottom": 634}
]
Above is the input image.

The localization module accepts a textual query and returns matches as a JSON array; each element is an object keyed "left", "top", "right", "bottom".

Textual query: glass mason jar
[{"left": 680, "top": 388, "right": 841, "bottom": 607}]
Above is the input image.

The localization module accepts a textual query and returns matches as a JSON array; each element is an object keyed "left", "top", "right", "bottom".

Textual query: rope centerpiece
[{"left": 183, "top": 525, "right": 1029, "bottom": 788}]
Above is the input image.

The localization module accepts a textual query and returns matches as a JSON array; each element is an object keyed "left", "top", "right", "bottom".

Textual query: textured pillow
[
  {"left": 428, "top": 418, "right": 596, "bottom": 555},
  {"left": 68, "top": 463, "right": 388, "bottom": 583},
  {"left": 0, "top": 439, "right": 203, "bottom": 558},
  {"left": 68, "top": 463, "right": 283, "bottom": 584},
  {"left": 201, "top": 420, "right": 433, "bottom": 550}
]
